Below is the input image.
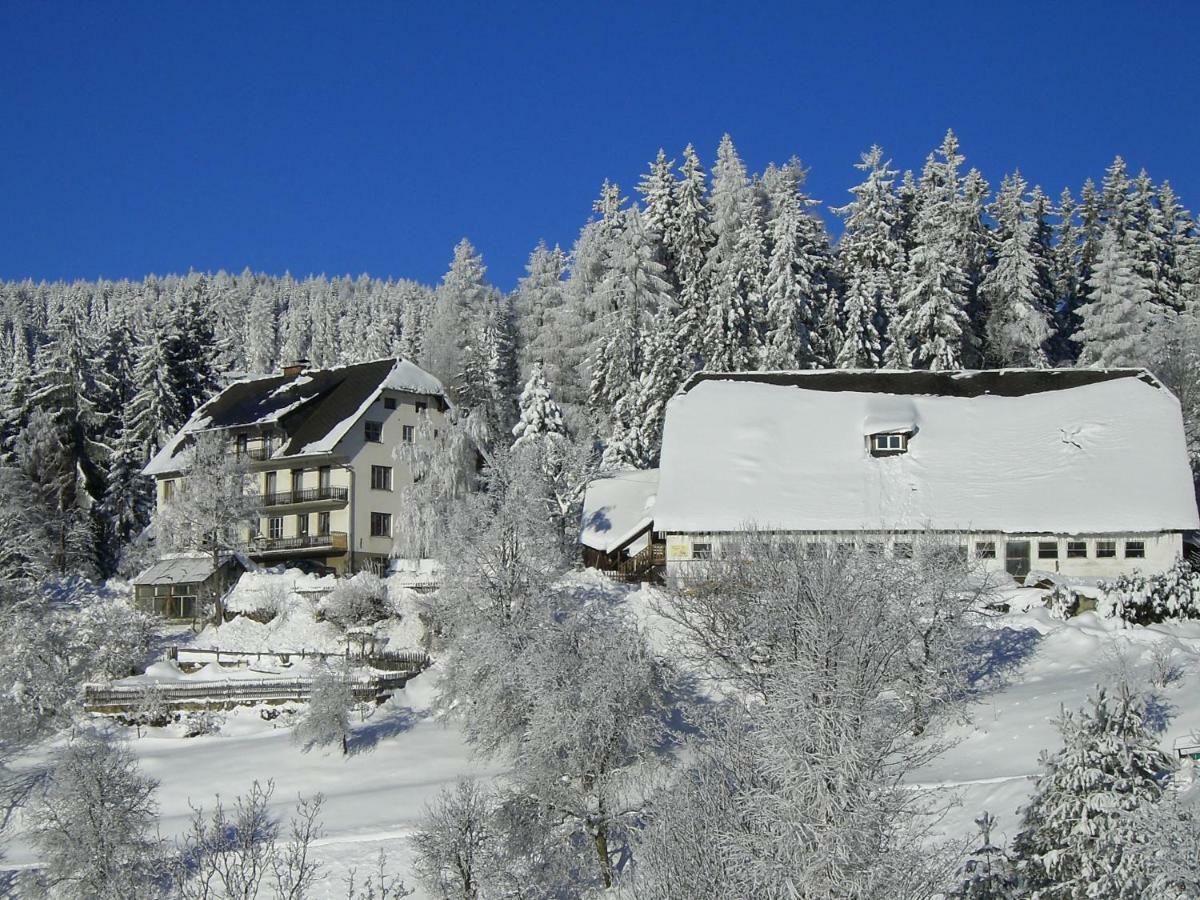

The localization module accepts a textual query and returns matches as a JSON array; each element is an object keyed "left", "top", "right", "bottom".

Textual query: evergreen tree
[
  {"left": 701, "top": 134, "right": 765, "bottom": 371},
  {"left": 0, "top": 327, "right": 34, "bottom": 462},
  {"left": 761, "top": 162, "right": 819, "bottom": 368},
  {"left": 833, "top": 146, "right": 903, "bottom": 368},
  {"left": 1014, "top": 683, "right": 1172, "bottom": 898},
  {"left": 424, "top": 239, "right": 493, "bottom": 395},
  {"left": 666, "top": 144, "right": 715, "bottom": 371},
  {"left": 979, "top": 172, "right": 1053, "bottom": 366},
  {"left": 512, "top": 361, "right": 567, "bottom": 448},
  {"left": 893, "top": 199, "right": 970, "bottom": 370},
  {"left": 1050, "top": 187, "right": 1085, "bottom": 363},
  {"left": 1076, "top": 228, "right": 1155, "bottom": 367},
  {"left": 516, "top": 242, "right": 570, "bottom": 389},
  {"left": 637, "top": 149, "right": 678, "bottom": 277},
  {"left": 245, "top": 283, "right": 278, "bottom": 374},
  {"left": 588, "top": 210, "right": 671, "bottom": 411}
]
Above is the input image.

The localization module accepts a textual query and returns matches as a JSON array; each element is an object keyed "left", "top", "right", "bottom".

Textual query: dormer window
[{"left": 869, "top": 432, "right": 908, "bottom": 456}]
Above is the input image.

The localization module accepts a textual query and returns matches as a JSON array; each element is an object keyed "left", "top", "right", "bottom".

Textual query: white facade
[{"left": 148, "top": 359, "right": 449, "bottom": 573}]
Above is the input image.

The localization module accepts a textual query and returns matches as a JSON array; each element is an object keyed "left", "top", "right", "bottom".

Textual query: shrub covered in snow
[
  {"left": 318, "top": 572, "right": 391, "bottom": 628},
  {"left": 294, "top": 666, "right": 355, "bottom": 754},
  {"left": 1099, "top": 559, "right": 1200, "bottom": 625},
  {"left": 73, "top": 598, "right": 155, "bottom": 680}
]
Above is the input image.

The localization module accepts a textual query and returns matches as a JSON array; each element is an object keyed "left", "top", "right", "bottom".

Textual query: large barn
[{"left": 648, "top": 368, "right": 1199, "bottom": 581}]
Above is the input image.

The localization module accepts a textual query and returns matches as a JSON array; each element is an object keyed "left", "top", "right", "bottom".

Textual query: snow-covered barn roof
[
  {"left": 132, "top": 553, "right": 246, "bottom": 586},
  {"left": 580, "top": 469, "right": 659, "bottom": 554},
  {"left": 144, "top": 357, "right": 447, "bottom": 476},
  {"left": 655, "top": 369, "right": 1200, "bottom": 535}
]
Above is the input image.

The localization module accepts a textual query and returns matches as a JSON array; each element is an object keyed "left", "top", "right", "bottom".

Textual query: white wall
[{"left": 664, "top": 530, "right": 1185, "bottom": 582}]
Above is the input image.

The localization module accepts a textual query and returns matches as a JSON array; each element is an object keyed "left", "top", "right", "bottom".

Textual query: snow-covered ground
[{"left": 6, "top": 567, "right": 1200, "bottom": 894}]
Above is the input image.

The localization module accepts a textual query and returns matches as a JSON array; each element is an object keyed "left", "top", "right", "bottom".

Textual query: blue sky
[{"left": 1, "top": 1, "right": 1198, "bottom": 290}]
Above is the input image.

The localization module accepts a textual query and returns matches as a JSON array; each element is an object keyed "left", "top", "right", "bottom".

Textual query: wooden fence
[
  {"left": 84, "top": 670, "right": 419, "bottom": 712},
  {"left": 168, "top": 646, "right": 430, "bottom": 672}
]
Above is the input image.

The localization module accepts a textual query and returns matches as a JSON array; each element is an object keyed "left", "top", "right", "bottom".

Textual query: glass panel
[{"left": 1005, "top": 541, "right": 1031, "bottom": 577}]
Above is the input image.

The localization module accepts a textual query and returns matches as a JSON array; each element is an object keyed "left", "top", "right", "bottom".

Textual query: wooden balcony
[
  {"left": 260, "top": 486, "right": 349, "bottom": 508},
  {"left": 250, "top": 531, "right": 348, "bottom": 558}
]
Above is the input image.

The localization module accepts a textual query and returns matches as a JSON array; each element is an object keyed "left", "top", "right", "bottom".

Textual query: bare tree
[
  {"left": 411, "top": 779, "right": 494, "bottom": 900},
  {"left": 170, "top": 779, "right": 324, "bottom": 900},
  {"left": 153, "top": 431, "right": 258, "bottom": 622},
  {"left": 27, "top": 732, "right": 162, "bottom": 900}
]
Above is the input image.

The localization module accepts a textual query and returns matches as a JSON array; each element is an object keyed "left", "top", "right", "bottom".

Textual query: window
[
  {"left": 384, "top": 396, "right": 397, "bottom": 410},
  {"left": 291, "top": 469, "right": 304, "bottom": 494},
  {"left": 370, "top": 465, "right": 393, "bottom": 491},
  {"left": 415, "top": 401, "right": 427, "bottom": 414},
  {"left": 264, "top": 471, "right": 277, "bottom": 498},
  {"left": 1096, "top": 540, "right": 1117, "bottom": 558},
  {"left": 692, "top": 542, "right": 713, "bottom": 560},
  {"left": 1067, "top": 540, "right": 1088, "bottom": 558},
  {"left": 268, "top": 517, "right": 284, "bottom": 540},
  {"left": 162, "top": 479, "right": 176, "bottom": 502},
  {"left": 893, "top": 541, "right": 914, "bottom": 559},
  {"left": 402, "top": 425, "right": 414, "bottom": 443},
  {"left": 804, "top": 542, "right": 825, "bottom": 559},
  {"left": 1038, "top": 540, "right": 1059, "bottom": 560},
  {"left": 870, "top": 433, "right": 907, "bottom": 455},
  {"left": 365, "top": 421, "right": 383, "bottom": 443},
  {"left": 975, "top": 541, "right": 996, "bottom": 559},
  {"left": 370, "top": 512, "right": 392, "bottom": 537},
  {"left": 317, "top": 512, "right": 330, "bottom": 536},
  {"left": 862, "top": 541, "right": 883, "bottom": 557},
  {"left": 297, "top": 514, "right": 309, "bottom": 537},
  {"left": 318, "top": 466, "right": 331, "bottom": 491},
  {"left": 1125, "top": 540, "right": 1146, "bottom": 559},
  {"left": 235, "top": 433, "right": 248, "bottom": 457}
]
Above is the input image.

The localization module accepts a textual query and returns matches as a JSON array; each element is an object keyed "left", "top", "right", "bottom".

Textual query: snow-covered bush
[
  {"left": 183, "top": 708, "right": 223, "bottom": 738},
  {"left": 73, "top": 598, "right": 155, "bottom": 680},
  {"left": 411, "top": 779, "right": 498, "bottom": 900},
  {"left": 0, "top": 600, "right": 75, "bottom": 741},
  {"left": 1046, "top": 583, "right": 1081, "bottom": 620},
  {"left": 294, "top": 666, "right": 355, "bottom": 754},
  {"left": 27, "top": 732, "right": 162, "bottom": 899},
  {"left": 1099, "top": 559, "right": 1200, "bottom": 624},
  {"left": 133, "top": 684, "right": 172, "bottom": 733},
  {"left": 318, "top": 572, "right": 390, "bottom": 629}
]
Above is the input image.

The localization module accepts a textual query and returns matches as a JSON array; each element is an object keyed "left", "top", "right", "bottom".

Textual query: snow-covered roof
[
  {"left": 143, "top": 357, "right": 447, "bottom": 476},
  {"left": 581, "top": 469, "right": 659, "bottom": 553},
  {"left": 655, "top": 369, "right": 1200, "bottom": 535},
  {"left": 132, "top": 553, "right": 245, "bottom": 586}
]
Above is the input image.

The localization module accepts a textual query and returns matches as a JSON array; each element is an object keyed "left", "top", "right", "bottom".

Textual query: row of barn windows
[
  {"left": 975, "top": 539, "right": 1145, "bottom": 560},
  {"left": 690, "top": 538, "right": 1147, "bottom": 561}
]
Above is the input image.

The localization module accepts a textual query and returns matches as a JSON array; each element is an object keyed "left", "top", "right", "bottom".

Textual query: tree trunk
[{"left": 593, "top": 824, "right": 612, "bottom": 889}]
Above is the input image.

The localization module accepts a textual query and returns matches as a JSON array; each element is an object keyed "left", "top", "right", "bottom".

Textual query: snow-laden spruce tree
[
  {"left": 515, "top": 242, "right": 570, "bottom": 390},
  {"left": 423, "top": 239, "right": 495, "bottom": 396},
  {"left": 1013, "top": 681, "right": 1173, "bottom": 898},
  {"left": 243, "top": 284, "right": 278, "bottom": 375},
  {"left": 761, "top": 161, "right": 825, "bottom": 369},
  {"left": 952, "top": 812, "right": 1019, "bottom": 899},
  {"left": 1076, "top": 227, "right": 1156, "bottom": 367},
  {"left": 833, "top": 146, "right": 904, "bottom": 368},
  {"left": 602, "top": 305, "right": 681, "bottom": 469},
  {"left": 637, "top": 149, "right": 679, "bottom": 275},
  {"left": 588, "top": 208, "right": 672, "bottom": 413},
  {"left": 666, "top": 144, "right": 715, "bottom": 371},
  {"left": 700, "top": 134, "right": 764, "bottom": 372},
  {"left": 890, "top": 136, "right": 973, "bottom": 370},
  {"left": 979, "top": 172, "right": 1054, "bottom": 367},
  {"left": 27, "top": 732, "right": 162, "bottom": 899},
  {"left": 893, "top": 198, "right": 972, "bottom": 370},
  {"left": 511, "top": 361, "right": 567, "bottom": 448}
]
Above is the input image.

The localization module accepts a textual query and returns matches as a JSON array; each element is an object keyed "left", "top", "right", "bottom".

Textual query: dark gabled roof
[
  {"left": 277, "top": 359, "right": 397, "bottom": 456},
  {"left": 678, "top": 367, "right": 1162, "bottom": 398},
  {"left": 195, "top": 358, "right": 395, "bottom": 433},
  {"left": 145, "top": 357, "right": 448, "bottom": 475}
]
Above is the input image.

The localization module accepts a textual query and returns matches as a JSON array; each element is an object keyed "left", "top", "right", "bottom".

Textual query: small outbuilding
[
  {"left": 580, "top": 469, "right": 662, "bottom": 580},
  {"left": 132, "top": 553, "right": 248, "bottom": 620}
]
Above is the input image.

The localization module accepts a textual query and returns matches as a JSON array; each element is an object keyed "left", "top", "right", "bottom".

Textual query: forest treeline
[{"left": 1, "top": 130, "right": 1198, "bottom": 578}]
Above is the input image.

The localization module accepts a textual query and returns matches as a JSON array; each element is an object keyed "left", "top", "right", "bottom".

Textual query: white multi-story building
[
  {"left": 143, "top": 357, "right": 449, "bottom": 574},
  {"left": 629, "top": 368, "right": 1198, "bottom": 582}
]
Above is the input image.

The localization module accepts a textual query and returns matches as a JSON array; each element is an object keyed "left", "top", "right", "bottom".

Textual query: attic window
[
  {"left": 384, "top": 397, "right": 397, "bottom": 410},
  {"left": 870, "top": 433, "right": 908, "bottom": 456}
]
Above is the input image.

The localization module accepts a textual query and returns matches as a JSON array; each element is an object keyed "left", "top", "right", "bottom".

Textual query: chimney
[{"left": 282, "top": 359, "right": 309, "bottom": 378}]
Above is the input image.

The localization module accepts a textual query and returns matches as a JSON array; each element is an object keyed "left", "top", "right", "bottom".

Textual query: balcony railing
[
  {"left": 251, "top": 531, "right": 348, "bottom": 555},
  {"left": 260, "top": 486, "right": 349, "bottom": 507},
  {"left": 235, "top": 446, "right": 275, "bottom": 461}
]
